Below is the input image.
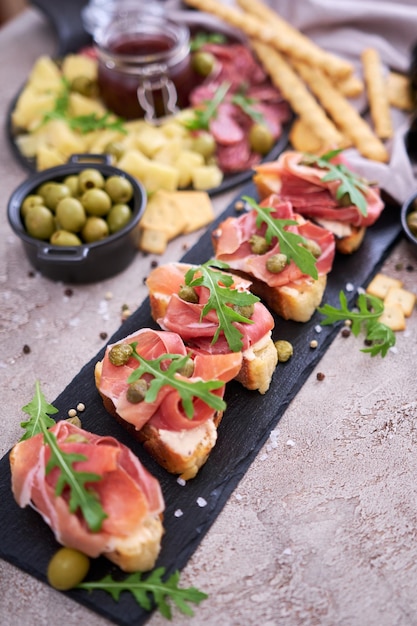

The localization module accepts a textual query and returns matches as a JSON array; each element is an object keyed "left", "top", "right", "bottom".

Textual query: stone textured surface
[{"left": 1, "top": 8, "right": 417, "bottom": 626}]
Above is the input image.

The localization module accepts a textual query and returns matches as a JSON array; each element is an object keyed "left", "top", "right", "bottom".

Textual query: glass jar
[{"left": 93, "top": 10, "right": 194, "bottom": 121}]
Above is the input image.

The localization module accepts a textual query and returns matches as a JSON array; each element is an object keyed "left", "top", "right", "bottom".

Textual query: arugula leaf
[
  {"left": 184, "top": 81, "right": 231, "bottom": 131},
  {"left": 318, "top": 291, "right": 396, "bottom": 357},
  {"left": 231, "top": 93, "right": 265, "bottom": 124},
  {"left": 243, "top": 196, "right": 319, "bottom": 279},
  {"left": 184, "top": 259, "right": 260, "bottom": 352},
  {"left": 127, "top": 349, "right": 226, "bottom": 419},
  {"left": 190, "top": 31, "right": 227, "bottom": 51},
  {"left": 20, "top": 381, "right": 107, "bottom": 532},
  {"left": 300, "top": 149, "right": 369, "bottom": 216},
  {"left": 77, "top": 567, "right": 208, "bottom": 619}
]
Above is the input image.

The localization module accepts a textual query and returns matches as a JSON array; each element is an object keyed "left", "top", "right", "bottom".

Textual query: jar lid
[{"left": 81, "top": 0, "right": 166, "bottom": 36}]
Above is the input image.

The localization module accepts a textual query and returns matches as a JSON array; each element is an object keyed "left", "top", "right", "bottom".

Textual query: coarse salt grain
[
  {"left": 259, "top": 452, "right": 268, "bottom": 461},
  {"left": 346, "top": 283, "right": 354, "bottom": 292},
  {"left": 69, "top": 317, "right": 80, "bottom": 327},
  {"left": 196, "top": 497, "right": 207, "bottom": 507},
  {"left": 177, "top": 477, "right": 186, "bottom": 486},
  {"left": 389, "top": 346, "right": 398, "bottom": 354},
  {"left": 314, "top": 325, "right": 323, "bottom": 333},
  {"left": 286, "top": 439, "right": 295, "bottom": 447},
  {"left": 235, "top": 493, "right": 243, "bottom": 501},
  {"left": 174, "top": 509, "right": 183, "bottom": 517}
]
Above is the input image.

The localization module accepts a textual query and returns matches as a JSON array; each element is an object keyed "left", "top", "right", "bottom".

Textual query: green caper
[
  {"left": 41, "top": 182, "right": 71, "bottom": 211},
  {"left": 108, "top": 342, "right": 133, "bottom": 366},
  {"left": 302, "top": 238, "right": 322, "bottom": 258},
  {"left": 20, "top": 194, "right": 44, "bottom": 219},
  {"left": 56, "top": 197, "right": 87, "bottom": 232},
  {"left": 63, "top": 432, "right": 88, "bottom": 443},
  {"left": 406, "top": 210, "right": 417, "bottom": 235},
  {"left": 65, "top": 416, "right": 83, "bottom": 428},
  {"left": 47, "top": 547, "right": 90, "bottom": 591},
  {"left": 25, "top": 205, "right": 55, "bottom": 240},
  {"left": 78, "top": 168, "right": 105, "bottom": 193},
  {"left": 81, "top": 188, "right": 112, "bottom": 217},
  {"left": 178, "top": 284, "right": 199, "bottom": 303},
  {"left": 192, "top": 51, "right": 216, "bottom": 76},
  {"left": 232, "top": 303, "right": 255, "bottom": 319},
  {"left": 126, "top": 378, "right": 149, "bottom": 403},
  {"left": 338, "top": 192, "right": 353, "bottom": 207},
  {"left": 177, "top": 358, "right": 195, "bottom": 378},
  {"left": 249, "top": 234, "right": 269, "bottom": 254},
  {"left": 50, "top": 230, "right": 82, "bottom": 246},
  {"left": 81, "top": 216, "right": 109, "bottom": 242},
  {"left": 248, "top": 123, "right": 274, "bottom": 155},
  {"left": 266, "top": 253, "right": 288, "bottom": 273},
  {"left": 70, "top": 75, "right": 97, "bottom": 97},
  {"left": 192, "top": 131, "right": 216, "bottom": 159},
  {"left": 274, "top": 340, "right": 293, "bottom": 362},
  {"left": 107, "top": 203, "right": 132, "bottom": 233},
  {"left": 104, "top": 175, "right": 133, "bottom": 204}
]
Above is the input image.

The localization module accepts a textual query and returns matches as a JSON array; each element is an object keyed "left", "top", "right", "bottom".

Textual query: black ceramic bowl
[
  {"left": 401, "top": 191, "right": 417, "bottom": 247},
  {"left": 7, "top": 154, "right": 146, "bottom": 283}
]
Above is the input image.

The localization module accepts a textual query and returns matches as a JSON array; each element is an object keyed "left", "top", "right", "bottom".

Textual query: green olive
[
  {"left": 70, "top": 75, "right": 97, "bottom": 97},
  {"left": 108, "top": 342, "right": 133, "bottom": 366},
  {"left": 81, "top": 216, "right": 109, "bottom": 242},
  {"left": 249, "top": 123, "right": 274, "bottom": 155},
  {"left": 192, "top": 51, "right": 216, "bottom": 76},
  {"left": 192, "top": 131, "right": 216, "bottom": 159},
  {"left": 36, "top": 181, "right": 57, "bottom": 199},
  {"left": 47, "top": 547, "right": 90, "bottom": 591},
  {"left": 56, "top": 197, "right": 87, "bottom": 232},
  {"left": 107, "top": 203, "right": 132, "bottom": 233},
  {"left": 63, "top": 175, "right": 80, "bottom": 197},
  {"left": 50, "top": 230, "right": 82, "bottom": 246},
  {"left": 25, "top": 205, "right": 55, "bottom": 240},
  {"left": 78, "top": 168, "right": 105, "bottom": 193},
  {"left": 104, "top": 175, "right": 134, "bottom": 203},
  {"left": 81, "top": 188, "right": 112, "bottom": 216},
  {"left": 406, "top": 210, "right": 417, "bottom": 235},
  {"left": 104, "top": 141, "right": 125, "bottom": 161},
  {"left": 249, "top": 234, "right": 269, "bottom": 254},
  {"left": 126, "top": 378, "right": 149, "bottom": 403},
  {"left": 178, "top": 284, "right": 199, "bottom": 303},
  {"left": 266, "top": 253, "right": 288, "bottom": 273},
  {"left": 21, "top": 194, "right": 44, "bottom": 219},
  {"left": 41, "top": 182, "right": 71, "bottom": 211}
]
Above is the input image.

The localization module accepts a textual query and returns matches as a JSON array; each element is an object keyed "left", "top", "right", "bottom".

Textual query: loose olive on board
[
  {"left": 19, "top": 168, "right": 136, "bottom": 245},
  {"left": 47, "top": 547, "right": 90, "bottom": 591}
]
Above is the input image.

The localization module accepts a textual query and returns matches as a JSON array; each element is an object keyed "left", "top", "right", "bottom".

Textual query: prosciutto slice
[
  {"left": 254, "top": 151, "right": 384, "bottom": 228},
  {"left": 10, "top": 421, "right": 164, "bottom": 558},
  {"left": 146, "top": 263, "right": 275, "bottom": 354},
  {"left": 213, "top": 194, "right": 335, "bottom": 287},
  {"left": 97, "top": 328, "right": 242, "bottom": 432}
]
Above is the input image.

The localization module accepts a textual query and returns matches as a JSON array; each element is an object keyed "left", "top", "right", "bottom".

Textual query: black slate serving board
[{"left": 0, "top": 182, "right": 403, "bottom": 625}]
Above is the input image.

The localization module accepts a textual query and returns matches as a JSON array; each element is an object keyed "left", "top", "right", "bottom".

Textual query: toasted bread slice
[
  {"left": 95, "top": 361, "right": 221, "bottom": 480},
  {"left": 146, "top": 264, "right": 278, "bottom": 395},
  {"left": 104, "top": 515, "right": 164, "bottom": 572}
]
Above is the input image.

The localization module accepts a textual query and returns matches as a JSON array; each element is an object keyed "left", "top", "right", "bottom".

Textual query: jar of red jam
[{"left": 94, "top": 11, "right": 194, "bottom": 121}]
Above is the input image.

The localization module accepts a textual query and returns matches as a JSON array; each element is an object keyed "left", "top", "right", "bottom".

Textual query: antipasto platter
[{"left": 0, "top": 178, "right": 403, "bottom": 626}]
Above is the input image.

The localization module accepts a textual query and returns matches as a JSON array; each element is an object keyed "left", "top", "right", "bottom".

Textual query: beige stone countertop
[{"left": 1, "top": 7, "right": 417, "bottom": 626}]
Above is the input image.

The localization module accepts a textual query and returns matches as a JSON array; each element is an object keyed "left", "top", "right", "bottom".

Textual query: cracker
[
  {"left": 378, "top": 303, "right": 406, "bottom": 332},
  {"left": 183, "top": 0, "right": 353, "bottom": 80},
  {"left": 361, "top": 48, "right": 393, "bottom": 140},
  {"left": 292, "top": 59, "right": 389, "bottom": 162},
  {"left": 168, "top": 191, "right": 215, "bottom": 233},
  {"left": 386, "top": 71, "right": 413, "bottom": 111},
  {"left": 140, "top": 190, "right": 188, "bottom": 240},
  {"left": 384, "top": 286, "right": 416, "bottom": 317},
  {"left": 250, "top": 40, "right": 345, "bottom": 150},
  {"left": 236, "top": 0, "right": 353, "bottom": 80},
  {"left": 366, "top": 273, "right": 403, "bottom": 300},
  {"left": 139, "top": 227, "right": 170, "bottom": 255}
]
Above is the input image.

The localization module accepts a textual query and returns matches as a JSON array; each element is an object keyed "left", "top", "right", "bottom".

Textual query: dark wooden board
[{"left": 0, "top": 180, "right": 403, "bottom": 625}]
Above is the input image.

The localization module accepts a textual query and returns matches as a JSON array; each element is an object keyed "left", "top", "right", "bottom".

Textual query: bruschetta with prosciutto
[
  {"left": 95, "top": 328, "right": 242, "bottom": 479},
  {"left": 146, "top": 261, "right": 278, "bottom": 394}
]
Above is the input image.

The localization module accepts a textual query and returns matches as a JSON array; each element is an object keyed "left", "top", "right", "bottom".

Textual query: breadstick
[
  {"left": 333, "top": 74, "right": 364, "bottom": 99},
  {"left": 250, "top": 40, "right": 346, "bottom": 150},
  {"left": 361, "top": 48, "right": 393, "bottom": 140},
  {"left": 292, "top": 60, "right": 389, "bottom": 162},
  {"left": 237, "top": 0, "right": 353, "bottom": 80},
  {"left": 386, "top": 71, "right": 413, "bottom": 111},
  {"left": 183, "top": 0, "right": 352, "bottom": 80}
]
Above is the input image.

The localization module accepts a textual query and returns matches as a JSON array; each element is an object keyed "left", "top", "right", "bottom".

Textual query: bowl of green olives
[
  {"left": 7, "top": 154, "right": 146, "bottom": 283},
  {"left": 401, "top": 192, "right": 417, "bottom": 249}
]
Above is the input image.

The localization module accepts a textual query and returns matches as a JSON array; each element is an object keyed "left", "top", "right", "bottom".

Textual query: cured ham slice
[
  {"left": 10, "top": 421, "right": 164, "bottom": 570},
  {"left": 96, "top": 328, "right": 242, "bottom": 432},
  {"left": 253, "top": 151, "right": 385, "bottom": 230}
]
